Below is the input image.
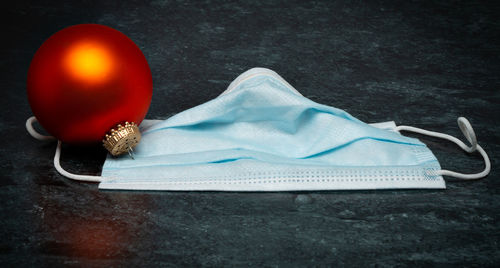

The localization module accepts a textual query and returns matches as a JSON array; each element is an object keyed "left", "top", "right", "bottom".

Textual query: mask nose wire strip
[
  {"left": 394, "top": 117, "right": 491, "bottom": 180},
  {"left": 26, "top": 116, "right": 105, "bottom": 182}
]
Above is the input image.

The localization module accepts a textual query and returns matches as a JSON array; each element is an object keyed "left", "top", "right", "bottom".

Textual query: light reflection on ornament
[{"left": 64, "top": 42, "right": 114, "bottom": 83}]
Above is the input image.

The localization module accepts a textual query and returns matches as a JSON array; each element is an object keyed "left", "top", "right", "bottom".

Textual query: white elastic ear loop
[
  {"left": 26, "top": 116, "right": 104, "bottom": 182},
  {"left": 395, "top": 117, "right": 491, "bottom": 180},
  {"left": 26, "top": 116, "right": 56, "bottom": 141}
]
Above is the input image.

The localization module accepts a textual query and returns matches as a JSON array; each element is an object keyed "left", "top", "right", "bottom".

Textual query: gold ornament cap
[{"left": 102, "top": 122, "right": 141, "bottom": 156}]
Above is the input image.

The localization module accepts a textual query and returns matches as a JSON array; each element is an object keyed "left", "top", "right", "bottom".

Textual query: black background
[{"left": 1, "top": 0, "right": 499, "bottom": 266}]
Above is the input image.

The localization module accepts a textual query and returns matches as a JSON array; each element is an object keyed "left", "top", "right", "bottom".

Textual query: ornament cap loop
[{"left": 102, "top": 122, "right": 141, "bottom": 156}]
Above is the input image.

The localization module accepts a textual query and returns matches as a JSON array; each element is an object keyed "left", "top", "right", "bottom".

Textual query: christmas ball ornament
[{"left": 27, "top": 24, "right": 152, "bottom": 156}]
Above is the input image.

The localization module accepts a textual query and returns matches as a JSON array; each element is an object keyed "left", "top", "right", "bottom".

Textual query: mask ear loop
[
  {"left": 394, "top": 117, "right": 491, "bottom": 180},
  {"left": 26, "top": 116, "right": 105, "bottom": 182}
]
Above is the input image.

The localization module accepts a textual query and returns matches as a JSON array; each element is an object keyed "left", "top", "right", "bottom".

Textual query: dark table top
[{"left": 2, "top": 0, "right": 499, "bottom": 266}]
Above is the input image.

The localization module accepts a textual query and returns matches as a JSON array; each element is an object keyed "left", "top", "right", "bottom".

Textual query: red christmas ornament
[{"left": 27, "top": 24, "right": 152, "bottom": 155}]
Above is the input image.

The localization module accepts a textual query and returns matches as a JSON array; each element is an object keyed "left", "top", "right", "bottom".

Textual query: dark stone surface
[{"left": 1, "top": 0, "right": 499, "bottom": 266}]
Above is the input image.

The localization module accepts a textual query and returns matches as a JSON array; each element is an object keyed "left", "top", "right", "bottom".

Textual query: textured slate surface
[{"left": 1, "top": 0, "right": 499, "bottom": 266}]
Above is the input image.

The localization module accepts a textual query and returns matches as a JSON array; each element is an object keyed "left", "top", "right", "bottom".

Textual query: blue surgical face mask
[{"left": 27, "top": 68, "right": 490, "bottom": 191}]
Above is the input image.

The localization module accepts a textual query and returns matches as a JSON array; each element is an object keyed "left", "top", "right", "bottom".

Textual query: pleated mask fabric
[{"left": 99, "top": 68, "right": 448, "bottom": 191}]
